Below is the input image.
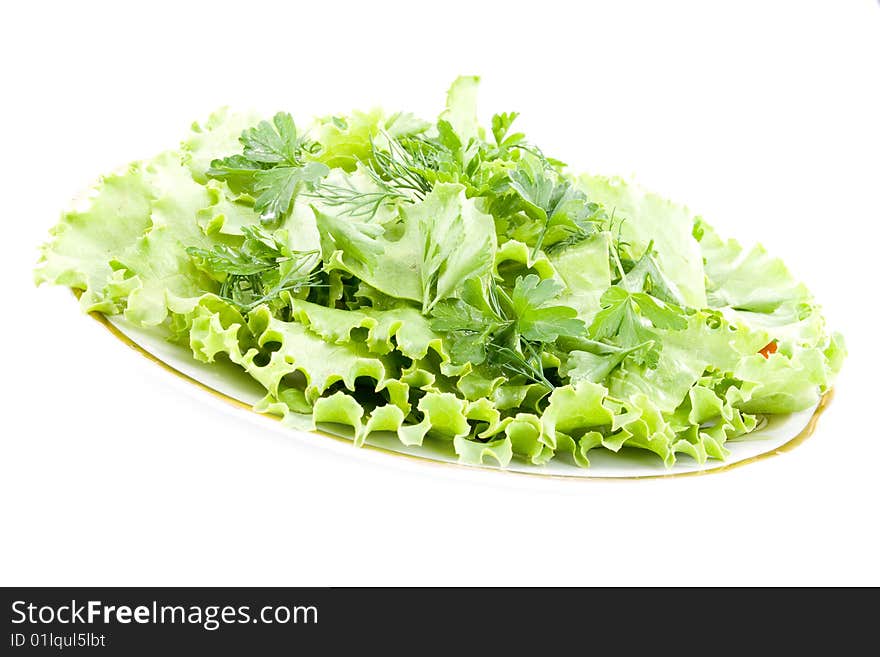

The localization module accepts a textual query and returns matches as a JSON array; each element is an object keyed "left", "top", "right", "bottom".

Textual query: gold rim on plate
[{"left": 86, "top": 306, "right": 834, "bottom": 482}]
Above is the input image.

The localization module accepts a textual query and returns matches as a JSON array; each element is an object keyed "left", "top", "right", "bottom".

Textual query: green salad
[{"left": 35, "top": 77, "right": 844, "bottom": 467}]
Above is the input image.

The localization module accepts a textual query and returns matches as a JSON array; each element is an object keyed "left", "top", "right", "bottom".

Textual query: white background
[{"left": 2, "top": 1, "right": 878, "bottom": 585}]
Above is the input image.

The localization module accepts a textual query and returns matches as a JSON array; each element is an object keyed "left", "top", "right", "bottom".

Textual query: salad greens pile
[{"left": 35, "top": 77, "right": 844, "bottom": 467}]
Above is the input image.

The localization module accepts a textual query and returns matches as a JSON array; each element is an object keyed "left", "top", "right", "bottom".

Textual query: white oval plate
[{"left": 98, "top": 312, "right": 829, "bottom": 480}]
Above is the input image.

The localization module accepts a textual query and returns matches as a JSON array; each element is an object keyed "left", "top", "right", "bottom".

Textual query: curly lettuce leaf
[
  {"left": 197, "top": 179, "right": 260, "bottom": 237},
  {"left": 439, "top": 75, "right": 482, "bottom": 145},
  {"left": 549, "top": 232, "right": 612, "bottom": 323},
  {"left": 182, "top": 108, "right": 263, "bottom": 183},
  {"left": 312, "top": 110, "right": 428, "bottom": 172},
  {"left": 494, "top": 239, "right": 557, "bottom": 282},
  {"left": 696, "top": 218, "right": 810, "bottom": 313},
  {"left": 578, "top": 175, "right": 707, "bottom": 309},
  {"left": 606, "top": 311, "right": 768, "bottom": 413},
  {"left": 290, "top": 299, "right": 445, "bottom": 360},
  {"left": 110, "top": 152, "right": 222, "bottom": 325},
  {"left": 318, "top": 182, "right": 496, "bottom": 312},
  {"left": 34, "top": 163, "right": 155, "bottom": 314}
]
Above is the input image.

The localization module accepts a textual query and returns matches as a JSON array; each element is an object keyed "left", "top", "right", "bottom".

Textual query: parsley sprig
[
  {"left": 507, "top": 153, "right": 606, "bottom": 256},
  {"left": 206, "top": 113, "right": 329, "bottom": 225},
  {"left": 587, "top": 241, "right": 690, "bottom": 368},
  {"left": 430, "top": 275, "right": 585, "bottom": 388}
]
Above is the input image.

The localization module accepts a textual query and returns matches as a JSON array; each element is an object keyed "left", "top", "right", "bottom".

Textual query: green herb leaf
[
  {"left": 187, "top": 225, "right": 321, "bottom": 313},
  {"left": 620, "top": 240, "right": 686, "bottom": 305},
  {"left": 491, "top": 112, "right": 524, "bottom": 148},
  {"left": 429, "top": 275, "right": 583, "bottom": 388},
  {"left": 253, "top": 161, "right": 329, "bottom": 223},
  {"left": 588, "top": 285, "right": 687, "bottom": 367},
  {"left": 563, "top": 342, "right": 652, "bottom": 384},
  {"left": 241, "top": 112, "right": 302, "bottom": 165},
  {"left": 205, "top": 154, "right": 264, "bottom": 190},
  {"left": 507, "top": 153, "right": 604, "bottom": 254},
  {"left": 509, "top": 275, "right": 586, "bottom": 342}
]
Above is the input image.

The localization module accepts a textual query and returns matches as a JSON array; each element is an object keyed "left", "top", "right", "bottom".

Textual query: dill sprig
[
  {"left": 309, "top": 181, "right": 407, "bottom": 222},
  {"left": 187, "top": 226, "right": 324, "bottom": 314},
  {"left": 366, "top": 133, "right": 434, "bottom": 199},
  {"left": 219, "top": 250, "right": 323, "bottom": 313},
  {"left": 307, "top": 132, "right": 437, "bottom": 219},
  {"left": 487, "top": 341, "right": 554, "bottom": 390}
]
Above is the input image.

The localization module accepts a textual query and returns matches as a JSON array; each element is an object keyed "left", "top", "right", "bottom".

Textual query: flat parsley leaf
[
  {"left": 588, "top": 285, "right": 687, "bottom": 367},
  {"left": 564, "top": 341, "right": 653, "bottom": 384},
  {"left": 507, "top": 153, "right": 604, "bottom": 254},
  {"left": 430, "top": 275, "right": 585, "bottom": 387},
  {"left": 491, "top": 112, "right": 525, "bottom": 149},
  {"left": 253, "top": 161, "right": 329, "bottom": 222},
  {"left": 509, "top": 274, "right": 586, "bottom": 342},
  {"left": 241, "top": 113, "right": 303, "bottom": 165},
  {"left": 206, "top": 113, "right": 328, "bottom": 224},
  {"left": 620, "top": 240, "right": 686, "bottom": 305},
  {"left": 429, "top": 298, "right": 499, "bottom": 365},
  {"left": 205, "top": 154, "right": 264, "bottom": 191}
]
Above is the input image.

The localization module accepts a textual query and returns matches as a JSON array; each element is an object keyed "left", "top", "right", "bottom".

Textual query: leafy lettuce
[{"left": 35, "top": 78, "right": 845, "bottom": 468}]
